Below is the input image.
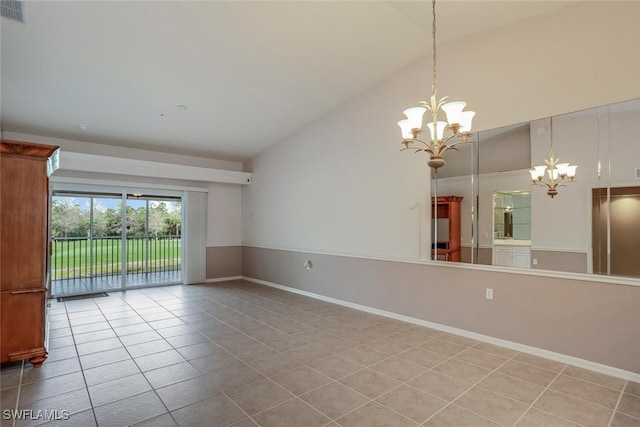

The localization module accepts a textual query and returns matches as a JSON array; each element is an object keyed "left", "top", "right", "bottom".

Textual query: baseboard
[
  {"left": 242, "top": 276, "right": 640, "bottom": 383},
  {"left": 205, "top": 276, "right": 243, "bottom": 283}
]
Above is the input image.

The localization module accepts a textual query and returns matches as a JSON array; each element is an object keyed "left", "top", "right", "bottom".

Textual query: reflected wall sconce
[
  {"left": 397, "top": 0, "right": 476, "bottom": 170},
  {"left": 530, "top": 118, "right": 577, "bottom": 198}
]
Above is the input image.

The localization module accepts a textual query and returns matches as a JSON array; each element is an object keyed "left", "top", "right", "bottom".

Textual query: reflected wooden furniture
[
  {"left": 1, "top": 140, "right": 59, "bottom": 367},
  {"left": 431, "top": 196, "right": 463, "bottom": 262}
]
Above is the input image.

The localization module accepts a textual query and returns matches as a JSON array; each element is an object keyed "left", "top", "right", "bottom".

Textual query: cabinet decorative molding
[{"left": 1, "top": 139, "right": 59, "bottom": 367}]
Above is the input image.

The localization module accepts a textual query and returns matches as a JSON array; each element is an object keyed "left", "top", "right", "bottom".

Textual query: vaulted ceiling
[{"left": 1, "top": 1, "right": 576, "bottom": 162}]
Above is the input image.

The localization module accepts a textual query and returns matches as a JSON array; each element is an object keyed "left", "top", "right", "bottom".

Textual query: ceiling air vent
[{"left": 1, "top": 0, "right": 25, "bottom": 23}]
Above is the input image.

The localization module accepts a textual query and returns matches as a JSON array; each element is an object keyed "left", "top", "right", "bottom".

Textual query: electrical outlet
[
  {"left": 485, "top": 288, "right": 493, "bottom": 300},
  {"left": 533, "top": 258, "right": 538, "bottom": 265}
]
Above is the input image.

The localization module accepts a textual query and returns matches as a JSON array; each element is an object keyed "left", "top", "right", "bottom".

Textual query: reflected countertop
[{"left": 493, "top": 239, "right": 531, "bottom": 246}]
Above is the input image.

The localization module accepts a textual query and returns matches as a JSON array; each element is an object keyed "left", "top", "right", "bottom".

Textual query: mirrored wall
[{"left": 431, "top": 98, "right": 640, "bottom": 280}]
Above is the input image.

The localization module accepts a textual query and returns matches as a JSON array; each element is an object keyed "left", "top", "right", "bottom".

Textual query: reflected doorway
[{"left": 592, "top": 186, "right": 640, "bottom": 277}]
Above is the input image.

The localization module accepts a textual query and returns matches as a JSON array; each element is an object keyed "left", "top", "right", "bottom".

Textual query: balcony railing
[{"left": 51, "top": 235, "right": 181, "bottom": 281}]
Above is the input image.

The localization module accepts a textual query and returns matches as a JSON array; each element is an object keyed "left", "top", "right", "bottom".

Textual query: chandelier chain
[{"left": 431, "top": 0, "right": 437, "bottom": 96}]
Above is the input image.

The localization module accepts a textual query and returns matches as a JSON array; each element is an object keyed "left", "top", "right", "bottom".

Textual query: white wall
[
  {"left": 207, "top": 183, "right": 243, "bottom": 247},
  {"left": 243, "top": 1, "right": 640, "bottom": 259}
]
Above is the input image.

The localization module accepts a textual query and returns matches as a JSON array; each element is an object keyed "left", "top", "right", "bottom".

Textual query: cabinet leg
[{"left": 28, "top": 355, "right": 47, "bottom": 367}]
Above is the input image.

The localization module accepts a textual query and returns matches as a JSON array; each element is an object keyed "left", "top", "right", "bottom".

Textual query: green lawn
[{"left": 51, "top": 237, "right": 181, "bottom": 279}]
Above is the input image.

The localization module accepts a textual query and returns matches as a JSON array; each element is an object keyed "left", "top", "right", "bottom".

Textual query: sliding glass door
[{"left": 50, "top": 191, "right": 182, "bottom": 296}]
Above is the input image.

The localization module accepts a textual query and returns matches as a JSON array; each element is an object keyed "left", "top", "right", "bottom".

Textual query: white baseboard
[
  {"left": 242, "top": 276, "right": 640, "bottom": 383},
  {"left": 205, "top": 276, "right": 243, "bottom": 283}
]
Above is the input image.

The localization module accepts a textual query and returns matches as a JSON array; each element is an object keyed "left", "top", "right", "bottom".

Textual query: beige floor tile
[
  {"left": 126, "top": 339, "right": 173, "bottom": 358},
  {"left": 626, "top": 382, "right": 640, "bottom": 397},
  {"left": 72, "top": 329, "right": 117, "bottom": 344},
  {"left": 433, "top": 359, "right": 492, "bottom": 384},
  {"left": 336, "top": 401, "right": 415, "bottom": 427},
  {"left": 498, "top": 360, "right": 559, "bottom": 387},
  {"left": 118, "top": 330, "right": 163, "bottom": 346},
  {"left": 244, "top": 349, "right": 302, "bottom": 377},
  {"left": 17, "top": 387, "right": 91, "bottom": 421},
  {"left": 478, "top": 372, "right": 545, "bottom": 405},
  {"left": 206, "top": 360, "right": 265, "bottom": 392},
  {"left": 143, "top": 361, "right": 201, "bottom": 389},
  {"left": 437, "top": 333, "right": 479, "bottom": 347},
  {"left": 134, "top": 349, "right": 186, "bottom": 371},
  {"left": 0, "top": 367, "right": 22, "bottom": 391},
  {"left": 563, "top": 365, "right": 627, "bottom": 391},
  {"left": 260, "top": 331, "right": 308, "bottom": 352},
  {"left": 252, "top": 398, "right": 330, "bottom": 427},
  {"left": 164, "top": 332, "right": 211, "bottom": 348},
  {"left": 82, "top": 359, "right": 141, "bottom": 387},
  {"left": 18, "top": 372, "right": 86, "bottom": 407},
  {"left": 79, "top": 347, "right": 131, "bottom": 370},
  {"left": 175, "top": 341, "right": 226, "bottom": 360},
  {"left": 20, "top": 357, "right": 82, "bottom": 384},
  {"left": 271, "top": 365, "right": 332, "bottom": 395},
  {"left": 308, "top": 355, "right": 364, "bottom": 380},
  {"left": 338, "top": 368, "right": 401, "bottom": 399},
  {"left": 610, "top": 412, "right": 640, "bottom": 427},
  {"left": 395, "top": 347, "right": 449, "bottom": 369},
  {"left": 188, "top": 349, "right": 239, "bottom": 374},
  {"left": 226, "top": 378, "right": 294, "bottom": 415},
  {"left": 93, "top": 390, "right": 167, "bottom": 427},
  {"left": 534, "top": 389, "right": 613, "bottom": 427},
  {"left": 45, "top": 345, "right": 78, "bottom": 363},
  {"left": 550, "top": 374, "right": 621, "bottom": 409},
  {"left": 408, "top": 370, "right": 471, "bottom": 401},
  {"left": 38, "top": 409, "right": 97, "bottom": 427},
  {"left": 420, "top": 338, "right": 468, "bottom": 356},
  {"left": 170, "top": 393, "right": 246, "bottom": 427},
  {"left": 472, "top": 342, "right": 518, "bottom": 358},
  {"left": 454, "top": 386, "right": 528, "bottom": 426},
  {"left": 156, "top": 375, "right": 221, "bottom": 411},
  {"left": 386, "top": 330, "right": 432, "bottom": 346},
  {"left": 88, "top": 373, "right": 152, "bottom": 407},
  {"left": 454, "top": 348, "right": 508, "bottom": 370},
  {"left": 339, "top": 345, "right": 390, "bottom": 367},
  {"left": 515, "top": 408, "right": 582, "bottom": 426},
  {"left": 370, "top": 356, "right": 427, "bottom": 382},
  {"left": 131, "top": 413, "right": 178, "bottom": 427},
  {"left": 312, "top": 336, "right": 360, "bottom": 354},
  {"left": 300, "top": 381, "right": 369, "bottom": 419},
  {"left": 284, "top": 341, "right": 335, "bottom": 364},
  {"left": 512, "top": 353, "right": 566, "bottom": 373},
  {"left": 367, "top": 337, "right": 413, "bottom": 356},
  {"left": 423, "top": 404, "right": 500, "bottom": 426},
  {"left": 618, "top": 393, "right": 640, "bottom": 419},
  {"left": 376, "top": 384, "right": 447, "bottom": 423}
]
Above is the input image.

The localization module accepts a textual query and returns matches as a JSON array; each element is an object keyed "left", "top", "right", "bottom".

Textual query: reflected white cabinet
[{"left": 493, "top": 244, "right": 531, "bottom": 268}]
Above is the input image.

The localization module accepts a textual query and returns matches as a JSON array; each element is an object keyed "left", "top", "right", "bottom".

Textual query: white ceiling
[{"left": 1, "top": 1, "right": 576, "bottom": 162}]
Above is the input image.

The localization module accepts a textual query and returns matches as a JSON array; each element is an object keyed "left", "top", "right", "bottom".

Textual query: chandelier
[
  {"left": 397, "top": 0, "right": 475, "bottom": 170},
  {"left": 529, "top": 118, "right": 577, "bottom": 198}
]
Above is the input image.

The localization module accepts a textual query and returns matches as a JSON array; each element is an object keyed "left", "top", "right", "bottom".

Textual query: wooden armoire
[
  {"left": 431, "top": 195, "right": 463, "bottom": 262},
  {"left": 1, "top": 140, "right": 59, "bottom": 367}
]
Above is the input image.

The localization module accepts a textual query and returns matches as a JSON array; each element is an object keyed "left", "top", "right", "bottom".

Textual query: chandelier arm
[
  {"left": 413, "top": 138, "right": 434, "bottom": 148},
  {"left": 445, "top": 138, "right": 473, "bottom": 148}
]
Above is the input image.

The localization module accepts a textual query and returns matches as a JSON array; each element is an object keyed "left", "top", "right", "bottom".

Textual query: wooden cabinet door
[
  {"left": 0, "top": 156, "right": 48, "bottom": 291},
  {"left": 0, "top": 289, "right": 47, "bottom": 365}
]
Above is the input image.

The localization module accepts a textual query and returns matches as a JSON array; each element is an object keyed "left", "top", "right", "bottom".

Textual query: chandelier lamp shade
[
  {"left": 530, "top": 118, "right": 577, "bottom": 198},
  {"left": 398, "top": 0, "right": 476, "bottom": 170}
]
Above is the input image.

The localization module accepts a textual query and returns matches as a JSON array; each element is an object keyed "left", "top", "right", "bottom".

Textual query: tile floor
[{"left": 1, "top": 280, "right": 638, "bottom": 427}]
